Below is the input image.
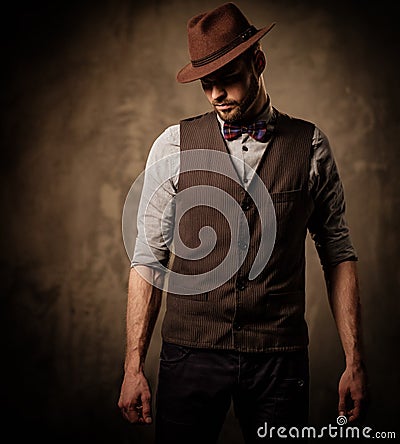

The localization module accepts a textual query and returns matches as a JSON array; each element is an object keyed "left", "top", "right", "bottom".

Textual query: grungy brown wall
[{"left": 1, "top": 0, "right": 399, "bottom": 443}]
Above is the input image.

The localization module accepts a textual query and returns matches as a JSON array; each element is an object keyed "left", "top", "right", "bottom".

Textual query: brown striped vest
[{"left": 162, "top": 110, "right": 315, "bottom": 352}]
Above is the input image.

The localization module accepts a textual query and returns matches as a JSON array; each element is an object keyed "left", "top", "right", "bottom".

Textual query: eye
[
  {"left": 223, "top": 74, "right": 241, "bottom": 84},
  {"left": 201, "top": 80, "right": 212, "bottom": 90}
]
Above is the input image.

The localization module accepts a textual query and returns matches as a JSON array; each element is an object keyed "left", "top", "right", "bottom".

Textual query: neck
[{"left": 242, "top": 79, "right": 268, "bottom": 122}]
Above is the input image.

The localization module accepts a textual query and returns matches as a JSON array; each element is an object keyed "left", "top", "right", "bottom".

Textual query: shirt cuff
[{"left": 314, "top": 236, "right": 358, "bottom": 270}]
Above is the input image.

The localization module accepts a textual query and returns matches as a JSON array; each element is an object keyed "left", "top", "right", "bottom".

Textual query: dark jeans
[{"left": 155, "top": 341, "right": 309, "bottom": 444}]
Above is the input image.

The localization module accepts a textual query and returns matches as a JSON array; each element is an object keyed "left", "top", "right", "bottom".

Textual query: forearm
[
  {"left": 324, "top": 260, "right": 368, "bottom": 420},
  {"left": 124, "top": 266, "right": 163, "bottom": 375},
  {"left": 325, "top": 260, "right": 364, "bottom": 366}
]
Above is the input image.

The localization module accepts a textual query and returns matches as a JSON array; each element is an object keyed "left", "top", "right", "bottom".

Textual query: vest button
[
  {"left": 238, "top": 241, "right": 248, "bottom": 250},
  {"left": 233, "top": 322, "right": 242, "bottom": 331},
  {"left": 236, "top": 280, "right": 246, "bottom": 291},
  {"left": 241, "top": 201, "right": 251, "bottom": 211}
]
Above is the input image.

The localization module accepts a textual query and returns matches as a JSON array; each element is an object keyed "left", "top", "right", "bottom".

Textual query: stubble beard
[{"left": 214, "top": 73, "right": 260, "bottom": 123}]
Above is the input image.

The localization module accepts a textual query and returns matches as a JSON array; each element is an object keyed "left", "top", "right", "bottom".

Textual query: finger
[
  {"left": 122, "top": 408, "right": 141, "bottom": 423},
  {"left": 117, "top": 392, "right": 126, "bottom": 409},
  {"left": 348, "top": 399, "right": 361, "bottom": 422},
  {"left": 338, "top": 390, "right": 347, "bottom": 417},
  {"left": 141, "top": 395, "right": 153, "bottom": 424}
]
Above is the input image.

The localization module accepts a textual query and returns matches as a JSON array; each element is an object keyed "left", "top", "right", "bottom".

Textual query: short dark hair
[{"left": 241, "top": 41, "right": 261, "bottom": 64}]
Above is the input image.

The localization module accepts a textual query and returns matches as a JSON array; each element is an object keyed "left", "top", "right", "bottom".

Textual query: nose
[{"left": 211, "top": 83, "right": 226, "bottom": 102}]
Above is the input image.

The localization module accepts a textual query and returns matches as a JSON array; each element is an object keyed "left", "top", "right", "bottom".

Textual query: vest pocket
[
  {"left": 270, "top": 189, "right": 306, "bottom": 227},
  {"left": 270, "top": 189, "right": 303, "bottom": 203},
  {"left": 268, "top": 290, "right": 305, "bottom": 304},
  {"left": 266, "top": 290, "right": 306, "bottom": 329}
]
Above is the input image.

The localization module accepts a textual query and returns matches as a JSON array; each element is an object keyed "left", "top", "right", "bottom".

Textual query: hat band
[{"left": 191, "top": 26, "right": 257, "bottom": 68}]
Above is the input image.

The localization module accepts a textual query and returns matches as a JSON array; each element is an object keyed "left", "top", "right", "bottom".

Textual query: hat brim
[{"left": 176, "top": 22, "right": 276, "bottom": 84}]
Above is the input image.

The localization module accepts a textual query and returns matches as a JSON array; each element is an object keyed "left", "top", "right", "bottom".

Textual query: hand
[
  {"left": 118, "top": 371, "right": 153, "bottom": 424},
  {"left": 338, "top": 363, "right": 368, "bottom": 423}
]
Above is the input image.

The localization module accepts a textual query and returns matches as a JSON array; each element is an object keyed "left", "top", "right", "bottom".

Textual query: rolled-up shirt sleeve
[
  {"left": 131, "top": 125, "right": 180, "bottom": 272},
  {"left": 308, "top": 127, "right": 358, "bottom": 269}
]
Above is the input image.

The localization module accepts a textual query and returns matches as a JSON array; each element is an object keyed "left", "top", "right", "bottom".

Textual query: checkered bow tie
[{"left": 223, "top": 120, "right": 270, "bottom": 142}]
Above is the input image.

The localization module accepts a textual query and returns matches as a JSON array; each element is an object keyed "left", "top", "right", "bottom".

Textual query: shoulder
[
  {"left": 310, "top": 126, "right": 338, "bottom": 181},
  {"left": 180, "top": 111, "right": 215, "bottom": 124},
  {"left": 274, "top": 108, "right": 315, "bottom": 132},
  {"left": 180, "top": 112, "right": 220, "bottom": 141},
  {"left": 158, "top": 124, "right": 180, "bottom": 146},
  {"left": 312, "top": 126, "right": 334, "bottom": 159},
  {"left": 146, "top": 124, "right": 180, "bottom": 166},
  {"left": 180, "top": 112, "right": 217, "bottom": 133}
]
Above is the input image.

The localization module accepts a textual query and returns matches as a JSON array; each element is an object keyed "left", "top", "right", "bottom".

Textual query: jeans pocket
[
  {"left": 272, "top": 377, "right": 309, "bottom": 426},
  {"left": 160, "top": 341, "right": 192, "bottom": 364},
  {"left": 273, "top": 377, "right": 306, "bottom": 400}
]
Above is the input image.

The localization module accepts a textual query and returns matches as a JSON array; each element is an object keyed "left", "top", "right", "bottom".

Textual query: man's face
[{"left": 200, "top": 55, "right": 260, "bottom": 122}]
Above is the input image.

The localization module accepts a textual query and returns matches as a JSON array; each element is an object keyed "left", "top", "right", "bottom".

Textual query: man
[{"left": 118, "top": 3, "right": 367, "bottom": 443}]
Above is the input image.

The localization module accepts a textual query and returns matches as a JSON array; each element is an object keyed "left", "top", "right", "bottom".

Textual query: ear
[{"left": 254, "top": 50, "right": 266, "bottom": 76}]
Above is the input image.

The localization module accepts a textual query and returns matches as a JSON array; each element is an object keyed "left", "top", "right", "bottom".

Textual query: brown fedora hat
[{"left": 176, "top": 2, "right": 275, "bottom": 83}]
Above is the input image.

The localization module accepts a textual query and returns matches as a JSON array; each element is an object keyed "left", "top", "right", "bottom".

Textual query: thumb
[
  {"left": 141, "top": 395, "right": 153, "bottom": 424},
  {"left": 338, "top": 387, "right": 347, "bottom": 417}
]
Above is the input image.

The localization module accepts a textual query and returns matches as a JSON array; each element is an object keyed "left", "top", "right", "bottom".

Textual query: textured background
[{"left": 1, "top": 0, "right": 399, "bottom": 442}]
